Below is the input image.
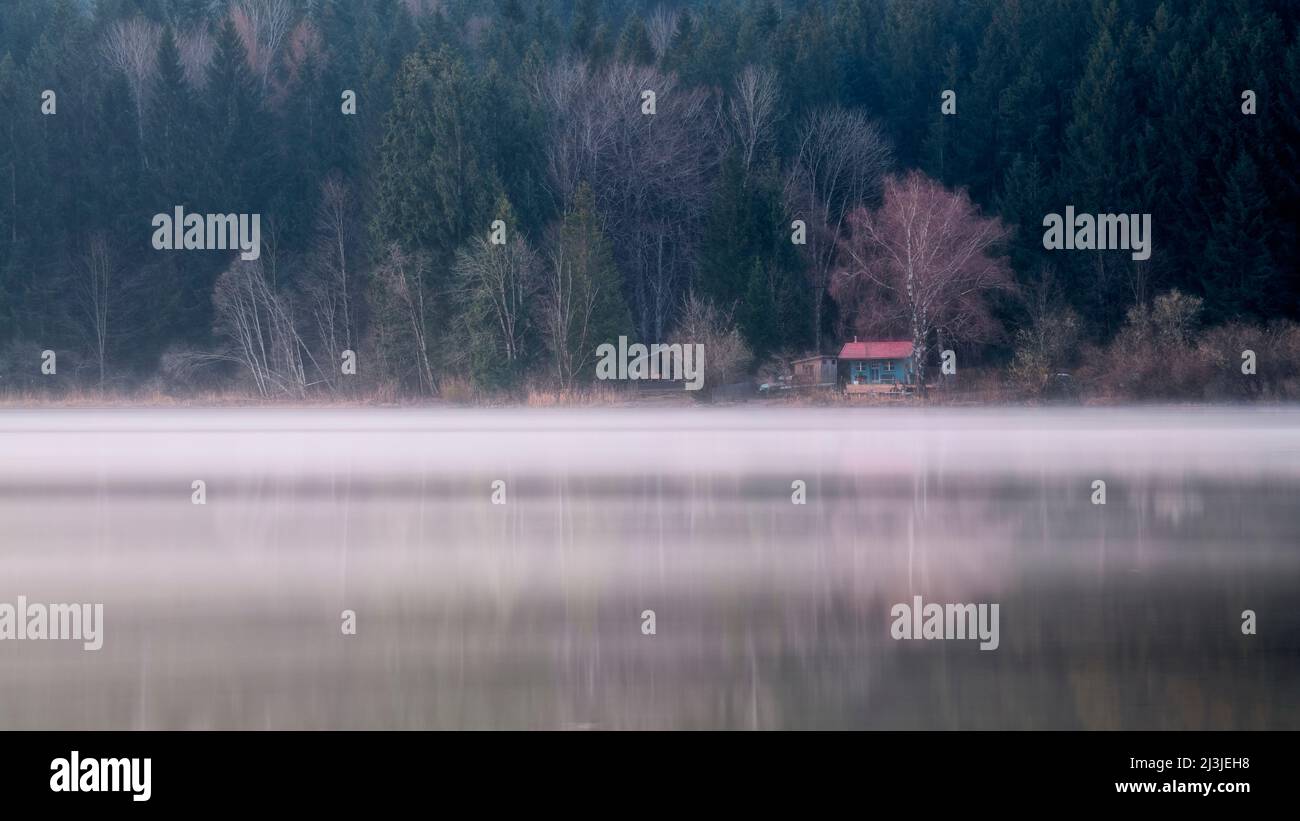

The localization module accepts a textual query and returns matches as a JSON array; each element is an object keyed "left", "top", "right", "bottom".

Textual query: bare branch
[
  {"left": 784, "top": 107, "right": 893, "bottom": 349},
  {"left": 728, "top": 65, "right": 781, "bottom": 179},
  {"left": 646, "top": 6, "right": 679, "bottom": 59},
  {"left": 533, "top": 60, "right": 722, "bottom": 339},
  {"left": 102, "top": 18, "right": 162, "bottom": 143}
]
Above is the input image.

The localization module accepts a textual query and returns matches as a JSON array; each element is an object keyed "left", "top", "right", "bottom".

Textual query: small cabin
[
  {"left": 838, "top": 339, "right": 914, "bottom": 385},
  {"left": 791, "top": 354, "right": 838, "bottom": 387}
]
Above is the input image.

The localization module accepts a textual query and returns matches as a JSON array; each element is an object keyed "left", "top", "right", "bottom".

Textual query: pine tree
[
  {"left": 370, "top": 46, "right": 496, "bottom": 265},
  {"left": 664, "top": 10, "right": 700, "bottom": 81},
  {"left": 618, "top": 15, "right": 655, "bottom": 66},
  {"left": 544, "top": 182, "right": 632, "bottom": 386},
  {"left": 1203, "top": 152, "right": 1277, "bottom": 321},
  {"left": 204, "top": 17, "right": 275, "bottom": 210},
  {"left": 740, "top": 258, "right": 779, "bottom": 360},
  {"left": 697, "top": 153, "right": 754, "bottom": 309},
  {"left": 0, "top": 53, "right": 19, "bottom": 343},
  {"left": 995, "top": 155, "right": 1053, "bottom": 283},
  {"left": 571, "top": 0, "right": 599, "bottom": 55},
  {"left": 1063, "top": 1, "right": 1136, "bottom": 209},
  {"left": 832, "top": 0, "right": 884, "bottom": 111},
  {"left": 148, "top": 27, "right": 202, "bottom": 206}
]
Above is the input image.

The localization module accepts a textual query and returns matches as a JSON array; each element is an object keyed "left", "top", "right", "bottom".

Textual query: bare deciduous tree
[
  {"left": 646, "top": 6, "right": 680, "bottom": 59},
  {"left": 531, "top": 58, "right": 607, "bottom": 209},
  {"left": 834, "top": 171, "right": 1013, "bottom": 389},
  {"left": 533, "top": 59, "right": 721, "bottom": 341},
  {"left": 213, "top": 258, "right": 310, "bottom": 397},
  {"left": 177, "top": 27, "right": 214, "bottom": 90},
  {"left": 102, "top": 18, "right": 162, "bottom": 145},
  {"left": 728, "top": 66, "right": 781, "bottom": 180},
  {"left": 785, "top": 107, "right": 893, "bottom": 350},
  {"left": 75, "top": 234, "right": 115, "bottom": 387},
  {"left": 542, "top": 242, "right": 596, "bottom": 389},
  {"left": 268, "top": 19, "right": 323, "bottom": 106},
  {"left": 368, "top": 244, "right": 438, "bottom": 395},
  {"left": 540, "top": 241, "right": 603, "bottom": 388},
  {"left": 232, "top": 0, "right": 294, "bottom": 94},
  {"left": 453, "top": 234, "right": 542, "bottom": 366},
  {"left": 301, "top": 176, "right": 359, "bottom": 392}
]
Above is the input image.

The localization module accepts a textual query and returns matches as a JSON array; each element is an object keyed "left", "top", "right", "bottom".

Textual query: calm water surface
[{"left": 0, "top": 406, "right": 1296, "bottom": 729}]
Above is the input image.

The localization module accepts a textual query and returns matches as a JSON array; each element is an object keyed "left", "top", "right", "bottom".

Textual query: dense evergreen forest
[{"left": 0, "top": 0, "right": 1297, "bottom": 400}]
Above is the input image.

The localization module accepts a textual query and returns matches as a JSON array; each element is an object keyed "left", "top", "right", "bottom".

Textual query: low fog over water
[{"left": 0, "top": 407, "right": 1296, "bottom": 729}]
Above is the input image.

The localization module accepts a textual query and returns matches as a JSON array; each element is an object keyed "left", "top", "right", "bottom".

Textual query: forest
[{"left": 0, "top": 0, "right": 1297, "bottom": 402}]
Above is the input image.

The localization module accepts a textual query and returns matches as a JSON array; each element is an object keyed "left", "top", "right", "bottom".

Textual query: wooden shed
[
  {"left": 838, "top": 339, "right": 915, "bottom": 386},
  {"left": 791, "top": 354, "right": 838, "bottom": 387}
]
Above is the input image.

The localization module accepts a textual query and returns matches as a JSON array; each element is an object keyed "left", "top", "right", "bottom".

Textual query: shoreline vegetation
[
  {"left": 7, "top": 288, "right": 1300, "bottom": 407},
  {"left": 3, "top": 374, "right": 1297, "bottom": 411},
  {"left": 2, "top": 396, "right": 1295, "bottom": 409}
]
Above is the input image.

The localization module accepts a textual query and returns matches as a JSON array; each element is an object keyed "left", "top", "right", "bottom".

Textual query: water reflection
[{"left": 0, "top": 407, "right": 1296, "bottom": 729}]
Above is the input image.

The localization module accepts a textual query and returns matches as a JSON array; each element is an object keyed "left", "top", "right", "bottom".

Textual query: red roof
[{"left": 838, "top": 340, "right": 913, "bottom": 360}]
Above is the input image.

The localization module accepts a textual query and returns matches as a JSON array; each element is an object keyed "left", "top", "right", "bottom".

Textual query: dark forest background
[{"left": 1, "top": 0, "right": 1297, "bottom": 400}]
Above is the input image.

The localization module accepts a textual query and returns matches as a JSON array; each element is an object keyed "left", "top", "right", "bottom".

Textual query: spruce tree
[{"left": 1203, "top": 152, "right": 1277, "bottom": 321}]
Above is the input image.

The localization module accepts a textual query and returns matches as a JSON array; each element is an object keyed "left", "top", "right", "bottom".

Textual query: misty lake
[{"left": 0, "top": 406, "right": 1296, "bottom": 729}]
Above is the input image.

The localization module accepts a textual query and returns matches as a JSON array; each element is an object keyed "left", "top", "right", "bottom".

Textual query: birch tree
[
  {"left": 834, "top": 171, "right": 1013, "bottom": 389},
  {"left": 302, "top": 176, "right": 360, "bottom": 391}
]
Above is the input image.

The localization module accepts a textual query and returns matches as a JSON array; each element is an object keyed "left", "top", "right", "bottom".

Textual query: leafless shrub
[
  {"left": 671, "top": 292, "right": 752, "bottom": 393},
  {"left": 1009, "top": 267, "right": 1082, "bottom": 396},
  {"left": 1081, "top": 290, "right": 1300, "bottom": 401}
]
